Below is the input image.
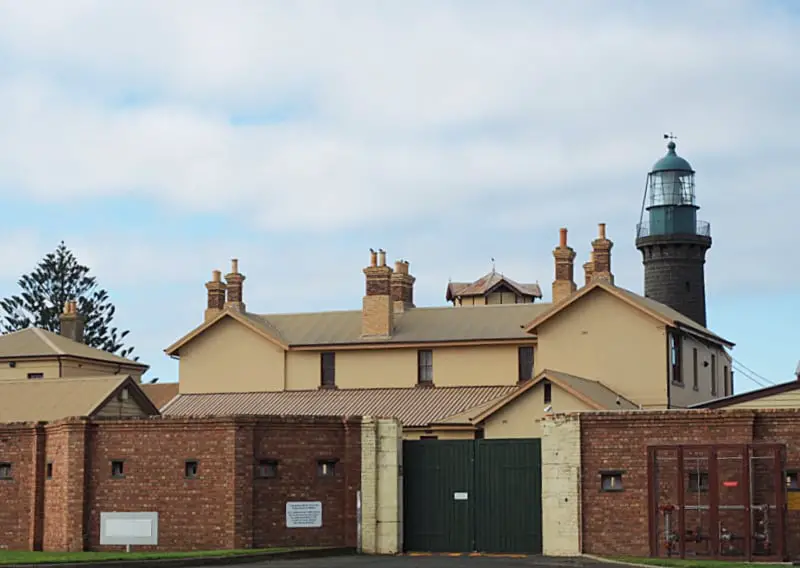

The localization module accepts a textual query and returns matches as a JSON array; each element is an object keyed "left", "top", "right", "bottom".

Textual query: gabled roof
[
  {"left": 446, "top": 369, "right": 640, "bottom": 426},
  {"left": 0, "top": 328, "right": 148, "bottom": 368},
  {"left": 166, "top": 302, "right": 547, "bottom": 356},
  {"left": 690, "top": 379, "right": 800, "bottom": 409},
  {"left": 140, "top": 382, "right": 180, "bottom": 410},
  {"left": 161, "top": 385, "right": 518, "bottom": 427},
  {"left": 523, "top": 280, "right": 734, "bottom": 348},
  {"left": 446, "top": 270, "right": 543, "bottom": 302},
  {"left": 0, "top": 375, "right": 159, "bottom": 423}
]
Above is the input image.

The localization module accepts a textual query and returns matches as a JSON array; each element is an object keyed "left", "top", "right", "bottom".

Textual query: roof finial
[
  {"left": 491, "top": 257, "right": 496, "bottom": 274},
  {"left": 664, "top": 132, "right": 677, "bottom": 152}
]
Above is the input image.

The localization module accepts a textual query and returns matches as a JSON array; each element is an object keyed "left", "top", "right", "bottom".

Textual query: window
[
  {"left": 518, "top": 346, "right": 534, "bottom": 382},
  {"left": 543, "top": 381, "right": 552, "bottom": 405},
  {"left": 0, "top": 462, "right": 11, "bottom": 479},
  {"left": 420, "top": 435, "right": 438, "bottom": 440},
  {"left": 786, "top": 471, "right": 799, "bottom": 491},
  {"left": 670, "top": 332, "right": 682, "bottom": 385},
  {"left": 46, "top": 462, "right": 53, "bottom": 480},
  {"left": 711, "top": 354, "right": 717, "bottom": 396},
  {"left": 318, "top": 459, "right": 337, "bottom": 478},
  {"left": 600, "top": 471, "right": 623, "bottom": 492},
  {"left": 688, "top": 471, "right": 709, "bottom": 493},
  {"left": 320, "top": 352, "right": 336, "bottom": 388},
  {"left": 257, "top": 459, "right": 278, "bottom": 479},
  {"left": 692, "top": 348, "right": 699, "bottom": 391},
  {"left": 417, "top": 350, "right": 433, "bottom": 385},
  {"left": 111, "top": 460, "right": 125, "bottom": 478},
  {"left": 27, "top": 373, "right": 44, "bottom": 379},
  {"left": 723, "top": 365, "right": 730, "bottom": 397},
  {"left": 184, "top": 460, "right": 199, "bottom": 479}
]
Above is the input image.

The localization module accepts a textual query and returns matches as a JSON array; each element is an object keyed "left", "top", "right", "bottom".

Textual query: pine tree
[{"left": 0, "top": 241, "right": 137, "bottom": 360}]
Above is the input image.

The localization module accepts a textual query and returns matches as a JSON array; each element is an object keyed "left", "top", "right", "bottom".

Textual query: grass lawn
[
  {"left": 612, "top": 557, "right": 790, "bottom": 568},
  {"left": 0, "top": 547, "right": 302, "bottom": 565}
]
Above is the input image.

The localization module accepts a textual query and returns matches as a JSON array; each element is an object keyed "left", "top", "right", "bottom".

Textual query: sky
[{"left": 0, "top": 0, "right": 797, "bottom": 394}]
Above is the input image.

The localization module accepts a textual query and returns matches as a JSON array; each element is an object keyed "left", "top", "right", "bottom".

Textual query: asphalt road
[{"left": 219, "top": 555, "right": 607, "bottom": 568}]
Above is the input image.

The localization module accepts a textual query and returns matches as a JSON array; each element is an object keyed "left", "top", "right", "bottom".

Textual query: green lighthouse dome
[{"left": 651, "top": 141, "right": 694, "bottom": 173}]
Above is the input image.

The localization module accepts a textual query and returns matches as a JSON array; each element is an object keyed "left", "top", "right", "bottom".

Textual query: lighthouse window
[{"left": 685, "top": 281, "right": 691, "bottom": 292}]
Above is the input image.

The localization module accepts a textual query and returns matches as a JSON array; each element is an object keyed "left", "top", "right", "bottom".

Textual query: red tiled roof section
[
  {"left": 446, "top": 271, "right": 542, "bottom": 302},
  {"left": 161, "top": 385, "right": 519, "bottom": 427}
]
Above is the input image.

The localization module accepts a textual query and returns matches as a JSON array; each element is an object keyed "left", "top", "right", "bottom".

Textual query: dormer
[{"left": 446, "top": 270, "right": 542, "bottom": 307}]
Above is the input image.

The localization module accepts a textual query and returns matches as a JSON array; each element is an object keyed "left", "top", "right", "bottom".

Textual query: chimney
[
  {"left": 795, "top": 360, "right": 800, "bottom": 381},
  {"left": 391, "top": 259, "right": 416, "bottom": 313},
  {"left": 552, "top": 227, "right": 577, "bottom": 303},
  {"left": 224, "top": 258, "right": 246, "bottom": 312},
  {"left": 205, "top": 269, "right": 227, "bottom": 321},
  {"left": 583, "top": 251, "right": 595, "bottom": 286},
  {"left": 362, "top": 248, "right": 393, "bottom": 337},
  {"left": 59, "top": 300, "right": 86, "bottom": 343},
  {"left": 590, "top": 223, "right": 614, "bottom": 285}
]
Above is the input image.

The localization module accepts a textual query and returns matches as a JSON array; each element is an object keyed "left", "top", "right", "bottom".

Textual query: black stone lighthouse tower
[{"left": 636, "top": 136, "right": 712, "bottom": 327}]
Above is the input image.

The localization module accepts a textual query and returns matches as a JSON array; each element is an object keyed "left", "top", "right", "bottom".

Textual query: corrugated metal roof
[
  {"left": 545, "top": 370, "right": 639, "bottom": 410},
  {"left": 0, "top": 328, "right": 147, "bottom": 367},
  {"left": 251, "top": 303, "right": 549, "bottom": 346},
  {"left": 0, "top": 375, "right": 130, "bottom": 422},
  {"left": 162, "top": 385, "right": 520, "bottom": 427}
]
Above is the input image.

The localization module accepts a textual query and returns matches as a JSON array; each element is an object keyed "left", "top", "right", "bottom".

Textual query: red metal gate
[{"left": 648, "top": 444, "right": 786, "bottom": 562}]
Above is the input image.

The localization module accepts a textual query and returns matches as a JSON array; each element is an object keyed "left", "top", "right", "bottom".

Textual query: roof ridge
[
  {"left": 0, "top": 375, "right": 129, "bottom": 384},
  {"left": 257, "top": 303, "right": 551, "bottom": 318},
  {"left": 175, "top": 385, "right": 517, "bottom": 397},
  {"left": 32, "top": 328, "right": 65, "bottom": 355}
]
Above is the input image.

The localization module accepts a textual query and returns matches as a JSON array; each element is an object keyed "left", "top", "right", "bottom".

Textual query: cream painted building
[
  {"left": 0, "top": 300, "right": 148, "bottom": 382},
  {"left": 161, "top": 224, "right": 735, "bottom": 439}
]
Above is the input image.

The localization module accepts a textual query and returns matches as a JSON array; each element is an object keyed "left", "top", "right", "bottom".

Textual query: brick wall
[
  {"left": 0, "top": 415, "right": 362, "bottom": 552},
  {"left": 577, "top": 409, "right": 800, "bottom": 560}
]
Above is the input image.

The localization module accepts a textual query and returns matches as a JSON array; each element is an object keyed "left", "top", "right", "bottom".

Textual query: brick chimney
[
  {"left": 590, "top": 223, "right": 614, "bottom": 285},
  {"left": 552, "top": 228, "right": 577, "bottom": 303},
  {"left": 362, "top": 248, "right": 393, "bottom": 337},
  {"left": 583, "top": 251, "right": 595, "bottom": 286},
  {"left": 224, "top": 258, "right": 246, "bottom": 313},
  {"left": 205, "top": 269, "right": 227, "bottom": 321},
  {"left": 59, "top": 300, "right": 86, "bottom": 343},
  {"left": 391, "top": 259, "right": 416, "bottom": 313}
]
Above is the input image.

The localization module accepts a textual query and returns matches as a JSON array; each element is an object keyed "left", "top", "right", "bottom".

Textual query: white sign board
[
  {"left": 100, "top": 512, "right": 159, "bottom": 546},
  {"left": 454, "top": 492, "right": 469, "bottom": 501},
  {"left": 286, "top": 501, "right": 323, "bottom": 528}
]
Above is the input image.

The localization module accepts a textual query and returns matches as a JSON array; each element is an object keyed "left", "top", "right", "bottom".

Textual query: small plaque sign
[
  {"left": 454, "top": 492, "right": 469, "bottom": 501},
  {"left": 722, "top": 481, "right": 739, "bottom": 488},
  {"left": 286, "top": 501, "right": 323, "bottom": 528}
]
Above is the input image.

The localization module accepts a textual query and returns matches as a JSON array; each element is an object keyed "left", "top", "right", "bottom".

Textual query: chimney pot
[
  {"left": 59, "top": 299, "right": 85, "bottom": 344},
  {"left": 378, "top": 249, "right": 386, "bottom": 267},
  {"left": 212, "top": 270, "right": 221, "bottom": 283},
  {"left": 559, "top": 227, "right": 568, "bottom": 248},
  {"left": 598, "top": 223, "right": 606, "bottom": 239},
  {"left": 231, "top": 258, "right": 239, "bottom": 274},
  {"left": 369, "top": 248, "right": 377, "bottom": 267}
]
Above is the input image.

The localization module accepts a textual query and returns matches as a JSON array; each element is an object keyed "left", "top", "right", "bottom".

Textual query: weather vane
[
  {"left": 663, "top": 132, "right": 678, "bottom": 142},
  {"left": 491, "top": 257, "right": 496, "bottom": 273}
]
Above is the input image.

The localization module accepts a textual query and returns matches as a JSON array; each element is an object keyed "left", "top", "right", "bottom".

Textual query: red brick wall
[
  {"left": 0, "top": 416, "right": 362, "bottom": 552},
  {"left": 0, "top": 424, "right": 38, "bottom": 550},
  {"left": 579, "top": 409, "right": 800, "bottom": 560}
]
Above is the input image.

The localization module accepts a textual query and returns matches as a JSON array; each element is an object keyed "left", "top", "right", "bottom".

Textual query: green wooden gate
[{"left": 403, "top": 438, "right": 542, "bottom": 554}]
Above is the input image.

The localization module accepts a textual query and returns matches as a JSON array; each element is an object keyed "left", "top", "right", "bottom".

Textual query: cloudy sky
[{"left": 0, "top": 0, "right": 797, "bottom": 393}]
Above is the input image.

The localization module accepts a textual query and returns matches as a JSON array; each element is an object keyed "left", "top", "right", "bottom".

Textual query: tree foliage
[{"left": 0, "top": 241, "right": 137, "bottom": 360}]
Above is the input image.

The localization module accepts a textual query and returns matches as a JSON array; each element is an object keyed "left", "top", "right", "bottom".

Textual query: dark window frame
[
  {"left": 692, "top": 348, "right": 699, "bottom": 391},
  {"left": 111, "top": 460, "right": 125, "bottom": 479},
  {"left": 46, "top": 462, "right": 53, "bottom": 480},
  {"left": 417, "top": 350, "right": 433, "bottom": 385},
  {"left": 256, "top": 459, "right": 279, "bottom": 479},
  {"left": 27, "top": 372, "right": 44, "bottom": 379},
  {"left": 723, "top": 364, "right": 730, "bottom": 397},
  {"left": 184, "top": 460, "right": 199, "bottom": 479},
  {"left": 600, "top": 470, "right": 624, "bottom": 492},
  {"left": 711, "top": 354, "right": 717, "bottom": 396},
  {"left": 688, "top": 471, "right": 710, "bottom": 493},
  {"left": 786, "top": 470, "right": 799, "bottom": 491},
  {"left": 0, "top": 462, "right": 12, "bottom": 480},
  {"left": 320, "top": 352, "right": 336, "bottom": 388},
  {"left": 420, "top": 435, "right": 438, "bottom": 440},
  {"left": 317, "top": 458, "right": 338, "bottom": 478},
  {"left": 518, "top": 346, "right": 534, "bottom": 382},
  {"left": 670, "top": 331, "right": 683, "bottom": 385},
  {"left": 543, "top": 381, "right": 552, "bottom": 405}
]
